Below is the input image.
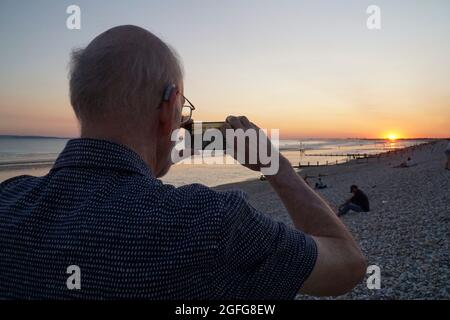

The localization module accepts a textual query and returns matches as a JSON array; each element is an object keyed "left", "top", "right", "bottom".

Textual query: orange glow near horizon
[
  {"left": 386, "top": 133, "right": 399, "bottom": 141},
  {"left": 0, "top": 102, "right": 449, "bottom": 140}
]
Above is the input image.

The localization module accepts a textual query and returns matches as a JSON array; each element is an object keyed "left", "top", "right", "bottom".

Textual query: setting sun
[{"left": 386, "top": 133, "right": 398, "bottom": 141}]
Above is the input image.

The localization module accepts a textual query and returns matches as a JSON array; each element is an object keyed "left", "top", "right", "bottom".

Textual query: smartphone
[{"left": 185, "top": 121, "right": 226, "bottom": 150}]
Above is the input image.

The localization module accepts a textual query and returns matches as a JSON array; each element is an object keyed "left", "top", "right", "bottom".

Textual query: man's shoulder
[
  {"left": 163, "top": 182, "right": 248, "bottom": 213},
  {"left": 114, "top": 172, "right": 247, "bottom": 207},
  {"left": 0, "top": 174, "right": 39, "bottom": 193}
]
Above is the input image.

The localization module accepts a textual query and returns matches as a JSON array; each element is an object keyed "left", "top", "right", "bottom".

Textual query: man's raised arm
[
  {"left": 223, "top": 116, "right": 367, "bottom": 297},
  {"left": 266, "top": 156, "right": 366, "bottom": 296}
]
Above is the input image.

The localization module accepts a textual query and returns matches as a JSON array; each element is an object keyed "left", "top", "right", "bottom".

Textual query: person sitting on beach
[
  {"left": 0, "top": 25, "right": 366, "bottom": 299},
  {"left": 315, "top": 177, "right": 327, "bottom": 189},
  {"left": 338, "top": 185, "right": 370, "bottom": 216},
  {"left": 395, "top": 157, "right": 415, "bottom": 168}
]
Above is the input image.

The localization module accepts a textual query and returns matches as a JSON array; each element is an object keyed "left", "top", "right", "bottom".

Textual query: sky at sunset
[{"left": 0, "top": 0, "right": 449, "bottom": 139}]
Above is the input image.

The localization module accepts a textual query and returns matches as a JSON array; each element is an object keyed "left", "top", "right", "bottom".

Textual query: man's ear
[{"left": 158, "top": 86, "right": 178, "bottom": 134}]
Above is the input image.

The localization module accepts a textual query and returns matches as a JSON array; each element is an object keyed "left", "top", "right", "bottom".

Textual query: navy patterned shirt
[{"left": 0, "top": 138, "right": 317, "bottom": 299}]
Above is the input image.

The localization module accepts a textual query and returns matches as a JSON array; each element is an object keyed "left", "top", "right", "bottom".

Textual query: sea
[{"left": 0, "top": 136, "right": 429, "bottom": 187}]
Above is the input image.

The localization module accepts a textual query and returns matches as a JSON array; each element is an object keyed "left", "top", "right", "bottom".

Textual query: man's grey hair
[{"left": 69, "top": 25, "right": 183, "bottom": 123}]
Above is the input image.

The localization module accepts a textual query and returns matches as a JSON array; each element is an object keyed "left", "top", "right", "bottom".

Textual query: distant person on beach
[
  {"left": 0, "top": 25, "right": 366, "bottom": 299},
  {"left": 395, "top": 157, "right": 416, "bottom": 168},
  {"left": 446, "top": 141, "right": 450, "bottom": 170},
  {"left": 315, "top": 177, "right": 327, "bottom": 189},
  {"left": 338, "top": 185, "right": 370, "bottom": 216}
]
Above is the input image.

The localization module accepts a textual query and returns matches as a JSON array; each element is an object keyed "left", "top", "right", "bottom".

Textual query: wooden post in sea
[
  {"left": 326, "top": 160, "right": 328, "bottom": 166},
  {"left": 299, "top": 140, "right": 302, "bottom": 164},
  {"left": 317, "top": 161, "right": 319, "bottom": 166}
]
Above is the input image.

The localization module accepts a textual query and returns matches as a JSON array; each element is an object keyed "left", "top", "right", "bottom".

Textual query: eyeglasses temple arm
[{"left": 182, "top": 94, "right": 196, "bottom": 110}]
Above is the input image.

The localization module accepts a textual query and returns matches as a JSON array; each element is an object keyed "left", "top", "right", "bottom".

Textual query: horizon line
[{"left": 0, "top": 134, "right": 448, "bottom": 141}]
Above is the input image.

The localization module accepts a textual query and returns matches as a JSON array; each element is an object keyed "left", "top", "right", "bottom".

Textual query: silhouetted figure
[
  {"left": 338, "top": 185, "right": 370, "bottom": 217},
  {"left": 395, "top": 157, "right": 416, "bottom": 168},
  {"left": 315, "top": 178, "right": 327, "bottom": 190}
]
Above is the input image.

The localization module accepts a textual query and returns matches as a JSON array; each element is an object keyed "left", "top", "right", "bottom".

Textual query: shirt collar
[{"left": 51, "top": 138, "right": 153, "bottom": 177}]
